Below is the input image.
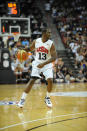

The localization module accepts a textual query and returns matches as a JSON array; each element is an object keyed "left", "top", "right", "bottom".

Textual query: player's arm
[
  {"left": 24, "top": 40, "right": 36, "bottom": 52},
  {"left": 38, "top": 43, "right": 57, "bottom": 68}
]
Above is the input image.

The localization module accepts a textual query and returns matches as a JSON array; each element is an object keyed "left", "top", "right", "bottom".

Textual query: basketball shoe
[
  {"left": 17, "top": 99, "right": 25, "bottom": 108},
  {"left": 45, "top": 97, "right": 52, "bottom": 108}
]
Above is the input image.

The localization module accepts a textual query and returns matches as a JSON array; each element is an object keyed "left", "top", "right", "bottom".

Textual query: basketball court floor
[{"left": 0, "top": 83, "right": 87, "bottom": 131}]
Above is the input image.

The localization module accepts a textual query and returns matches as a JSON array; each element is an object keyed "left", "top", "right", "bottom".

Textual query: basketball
[{"left": 17, "top": 50, "right": 28, "bottom": 61}]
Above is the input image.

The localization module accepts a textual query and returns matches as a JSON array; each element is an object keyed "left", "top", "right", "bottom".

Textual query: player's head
[{"left": 42, "top": 28, "right": 51, "bottom": 39}]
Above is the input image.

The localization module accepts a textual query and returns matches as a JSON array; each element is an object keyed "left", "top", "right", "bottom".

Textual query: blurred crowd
[{"left": 50, "top": 0, "right": 87, "bottom": 83}]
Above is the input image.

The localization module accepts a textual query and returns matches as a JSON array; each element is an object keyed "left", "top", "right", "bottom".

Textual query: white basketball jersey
[{"left": 35, "top": 38, "right": 53, "bottom": 63}]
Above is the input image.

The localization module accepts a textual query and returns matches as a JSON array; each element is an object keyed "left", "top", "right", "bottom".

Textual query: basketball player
[{"left": 18, "top": 28, "right": 57, "bottom": 108}]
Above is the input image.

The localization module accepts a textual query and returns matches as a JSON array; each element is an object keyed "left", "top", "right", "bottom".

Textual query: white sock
[
  {"left": 21, "top": 92, "right": 27, "bottom": 100},
  {"left": 47, "top": 92, "right": 51, "bottom": 97}
]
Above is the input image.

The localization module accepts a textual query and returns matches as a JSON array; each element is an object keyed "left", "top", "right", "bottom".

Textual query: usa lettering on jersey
[{"left": 37, "top": 46, "right": 48, "bottom": 54}]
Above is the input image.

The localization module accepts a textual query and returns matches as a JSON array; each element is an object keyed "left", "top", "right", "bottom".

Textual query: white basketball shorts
[{"left": 31, "top": 61, "right": 53, "bottom": 80}]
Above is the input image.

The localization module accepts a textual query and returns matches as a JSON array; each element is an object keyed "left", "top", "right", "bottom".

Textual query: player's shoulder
[{"left": 48, "top": 39, "right": 53, "bottom": 43}]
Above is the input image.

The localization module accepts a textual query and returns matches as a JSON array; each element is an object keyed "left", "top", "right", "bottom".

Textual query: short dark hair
[
  {"left": 42, "top": 28, "right": 48, "bottom": 34},
  {"left": 42, "top": 28, "right": 51, "bottom": 35}
]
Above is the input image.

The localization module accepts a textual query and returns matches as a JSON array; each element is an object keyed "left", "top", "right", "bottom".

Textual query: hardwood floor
[{"left": 0, "top": 83, "right": 87, "bottom": 131}]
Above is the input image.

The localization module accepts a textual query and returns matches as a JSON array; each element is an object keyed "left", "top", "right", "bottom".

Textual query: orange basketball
[{"left": 17, "top": 50, "right": 28, "bottom": 61}]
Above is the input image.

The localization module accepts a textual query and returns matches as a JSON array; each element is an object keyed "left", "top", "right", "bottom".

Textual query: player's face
[{"left": 42, "top": 29, "right": 51, "bottom": 41}]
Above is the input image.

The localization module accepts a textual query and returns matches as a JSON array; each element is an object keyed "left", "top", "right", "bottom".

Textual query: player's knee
[{"left": 29, "top": 78, "right": 36, "bottom": 85}]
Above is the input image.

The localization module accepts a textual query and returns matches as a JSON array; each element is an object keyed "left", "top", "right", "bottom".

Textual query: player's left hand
[{"left": 37, "top": 63, "right": 45, "bottom": 68}]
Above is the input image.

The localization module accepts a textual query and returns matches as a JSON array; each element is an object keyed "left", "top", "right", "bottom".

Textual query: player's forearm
[
  {"left": 17, "top": 46, "right": 31, "bottom": 52},
  {"left": 43, "top": 56, "right": 56, "bottom": 65},
  {"left": 24, "top": 47, "right": 31, "bottom": 52}
]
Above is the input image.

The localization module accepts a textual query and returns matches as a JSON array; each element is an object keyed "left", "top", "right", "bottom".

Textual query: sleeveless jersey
[{"left": 34, "top": 38, "right": 53, "bottom": 63}]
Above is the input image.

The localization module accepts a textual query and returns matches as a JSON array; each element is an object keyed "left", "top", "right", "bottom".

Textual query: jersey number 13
[{"left": 39, "top": 53, "right": 47, "bottom": 60}]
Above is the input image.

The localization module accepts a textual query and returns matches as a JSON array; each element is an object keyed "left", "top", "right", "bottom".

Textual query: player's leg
[
  {"left": 17, "top": 78, "right": 37, "bottom": 108},
  {"left": 18, "top": 61, "right": 41, "bottom": 108},
  {"left": 43, "top": 67, "right": 53, "bottom": 108},
  {"left": 45, "top": 78, "right": 53, "bottom": 108},
  {"left": 47, "top": 78, "right": 53, "bottom": 93}
]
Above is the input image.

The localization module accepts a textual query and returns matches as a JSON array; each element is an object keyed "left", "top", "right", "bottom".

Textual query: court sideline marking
[
  {"left": 26, "top": 115, "right": 87, "bottom": 131},
  {"left": 0, "top": 112, "right": 87, "bottom": 130}
]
